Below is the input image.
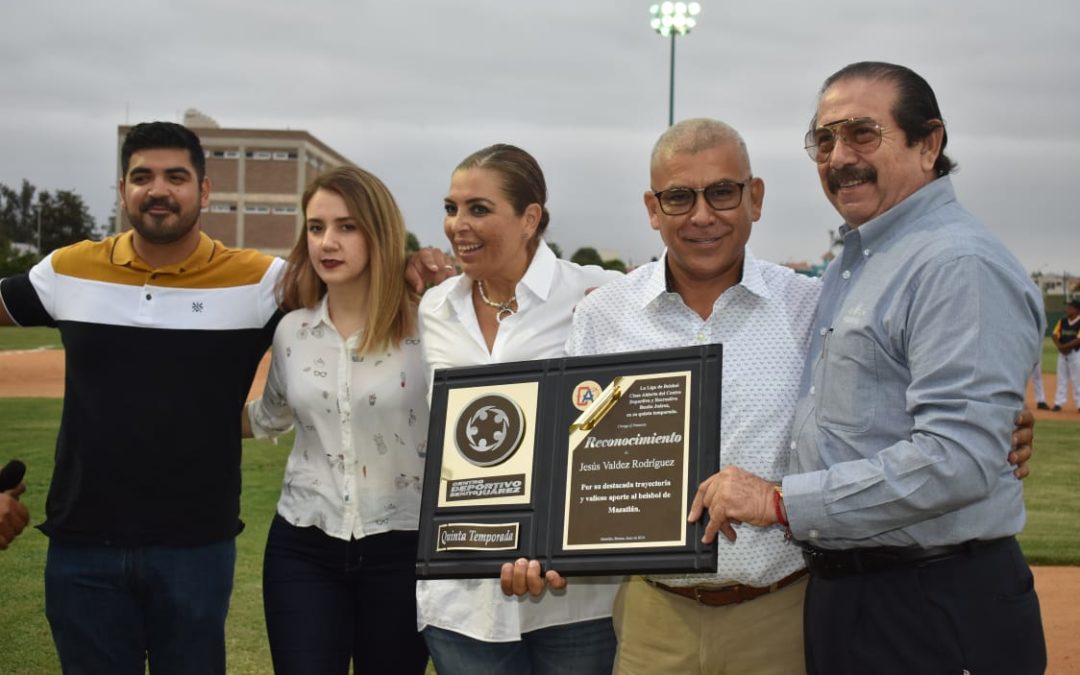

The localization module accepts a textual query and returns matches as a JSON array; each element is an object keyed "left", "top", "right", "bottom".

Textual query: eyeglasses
[
  {"left": 652, "top": 179, "right": 751, "bottom": 216},
  {"left": 804, "top": 117, "right": 885, "bottom": 163}
]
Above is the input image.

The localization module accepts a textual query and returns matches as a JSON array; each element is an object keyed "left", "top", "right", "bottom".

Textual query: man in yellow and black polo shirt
[{"left": 0, "top": 122, "right": 283, "bottom": 674}]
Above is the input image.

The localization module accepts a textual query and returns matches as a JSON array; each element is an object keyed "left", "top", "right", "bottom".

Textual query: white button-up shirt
[
  {"left": 416, "top": 240, "right": 624, "bottom": 642},
  {"left": 247, "top": 296, "right": 429, "bottom": 540},
  {"left": 568, "top": 249, "right": 820, "bottom": 587}
]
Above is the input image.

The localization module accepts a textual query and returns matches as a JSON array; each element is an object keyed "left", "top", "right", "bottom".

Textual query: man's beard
[
  {"left": 826, "top": 166, "right": 877, "bottom": 194},
  {"left": 127, "top": 195, "right": 200, "bottom": 245}
]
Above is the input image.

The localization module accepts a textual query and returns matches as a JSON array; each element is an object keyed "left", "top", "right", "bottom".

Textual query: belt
[
  {"left": 645, "top": 569, "right": 807, "bottom": 607},
  {"left": 799, "top": 536, "right": 1013, "bottom": 579}
]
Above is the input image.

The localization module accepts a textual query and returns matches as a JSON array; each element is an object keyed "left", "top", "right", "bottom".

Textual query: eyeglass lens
[{"left": 806, "top": 119, "right": 882, "bottom": 161}]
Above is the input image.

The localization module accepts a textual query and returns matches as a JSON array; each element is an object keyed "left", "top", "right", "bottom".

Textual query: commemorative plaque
[{"left": 416, "top": 345, "right": 721, "bottom": 578}]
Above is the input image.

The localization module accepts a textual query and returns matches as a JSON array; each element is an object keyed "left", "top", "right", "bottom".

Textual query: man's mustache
[
  {"left": 827, "top": 166, "right": 877, "bottom": 194},
  {"left": 141, "top": 197, "right": 180, "bottom": 213}
]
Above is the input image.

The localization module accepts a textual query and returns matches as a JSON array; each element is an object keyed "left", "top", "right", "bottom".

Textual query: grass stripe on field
[{"left": 0, "top": 327, "right": 62, "bottom": 352}]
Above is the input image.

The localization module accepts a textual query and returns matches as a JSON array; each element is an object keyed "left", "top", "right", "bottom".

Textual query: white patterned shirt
[
  {"left": 416, "top": 240, "right": 624, "bottom": 642},
  {"left": 568, "top": 249, "right": 820, "bottom": 587},
  {"left": 247, "top": 295, "right": 429, "bottom": 540}
]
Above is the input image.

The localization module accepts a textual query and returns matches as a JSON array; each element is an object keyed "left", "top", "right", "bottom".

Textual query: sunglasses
[{"left": 804, "top": 117, "right": 885, "bottom": 163}]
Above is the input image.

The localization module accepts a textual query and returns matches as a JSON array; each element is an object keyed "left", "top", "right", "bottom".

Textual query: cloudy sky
[{"left": 2, "top": 0, "right": 1078, "bottom": 274}]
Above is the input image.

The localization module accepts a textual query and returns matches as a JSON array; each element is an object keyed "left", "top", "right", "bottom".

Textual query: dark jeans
[
  {"left": 44, "top": 539, "right": 235, "bottom": 675},
  {"left": 423, "top": 617, "right": 617, "bottom": 675},
  {"left": 262, "top": 515, "right": 428, "bottom": 675},
  {"left": 804, "top": 536, "right": 1046, "bottom": 675}
]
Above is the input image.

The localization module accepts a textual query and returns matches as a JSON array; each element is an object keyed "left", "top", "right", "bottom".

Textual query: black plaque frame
[{"left": 416, "top": 344, "right": 721, "bottom": 578}]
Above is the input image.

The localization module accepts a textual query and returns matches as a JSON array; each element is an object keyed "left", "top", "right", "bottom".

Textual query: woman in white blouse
[
  {"left": 244, "top": 166, "right": 429, "bottom": 674},
  {"left": 418, "top": 144, "right": 623, "bottom": 674}
]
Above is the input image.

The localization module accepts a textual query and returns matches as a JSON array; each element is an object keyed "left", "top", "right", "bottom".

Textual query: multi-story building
[{"left": 116, "top": 110, "right": 353, "bottom": 256}]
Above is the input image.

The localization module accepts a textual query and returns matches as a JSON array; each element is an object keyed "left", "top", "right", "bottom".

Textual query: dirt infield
[
  {"left": 1035, "top": 567, "right": 1080, "bottom": 674},
  {"left": 1, "top": 348, "right": 1077, "bottom": 672},
  {"left": 0, "top": 348, "right": 272, "bottom": 400}
]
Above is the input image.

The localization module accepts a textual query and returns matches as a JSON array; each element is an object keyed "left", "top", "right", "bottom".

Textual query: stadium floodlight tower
[{"left": 649, "top": 2, "right": 702, "bottom": 127}]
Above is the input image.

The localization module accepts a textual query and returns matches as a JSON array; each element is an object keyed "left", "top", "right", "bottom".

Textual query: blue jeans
[
  {"left": 423, "top": 617, "right": 616, "bottom": 675},
  {"left": 262, "top": 516, "right": 428, "bottom": 675},
  {"left": 44, "top": 539, "right": 235, "bottom": 675}
]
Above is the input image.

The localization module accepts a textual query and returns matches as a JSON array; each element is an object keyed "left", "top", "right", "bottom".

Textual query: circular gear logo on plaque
[{"left": 454, "top": 394, "right": 526, "bottom": 467}]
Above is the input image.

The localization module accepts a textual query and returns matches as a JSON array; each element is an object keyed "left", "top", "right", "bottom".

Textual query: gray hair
[{"left": 650, "top": 118, "right": 751, "bottom": 176}]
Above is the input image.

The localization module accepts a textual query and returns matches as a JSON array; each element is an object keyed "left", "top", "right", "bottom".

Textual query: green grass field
[
  {"left": 0, "top": 327, "right": 62, "bottom": 351},
  {"left": 1042, "top": 335, "right": 1059, "bottom": 372},
  {"left": 1016, "top": 418, "right": 1080, "bottom": 564}
]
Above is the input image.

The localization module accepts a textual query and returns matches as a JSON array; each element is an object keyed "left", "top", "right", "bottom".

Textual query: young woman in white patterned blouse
[{"left": 243, "top": 166, "right": 430, "bottom": 674}]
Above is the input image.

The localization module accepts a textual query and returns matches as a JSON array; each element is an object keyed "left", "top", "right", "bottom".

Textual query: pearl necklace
[{"left": 476, "top": 279, "right": 517, "bottom": 322}]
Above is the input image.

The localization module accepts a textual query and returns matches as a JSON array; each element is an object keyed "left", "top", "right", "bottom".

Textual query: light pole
[{"left": 649, "top": 2, "right": 701, "bottom": 127}]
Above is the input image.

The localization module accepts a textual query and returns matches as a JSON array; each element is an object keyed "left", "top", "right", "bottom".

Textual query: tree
[
  {"left": 38, "top": 190, "right": 96, "bottom": 253},
  {"left": 0, "top": 243, "right": 37, "bottom": 277},
  {"left": 570, "top": 247, "right": 604, "bottom": 267},
  {"left": 601, "top": 258, "right": 627, "bottom": 273},
  {"left": 0, "top": 180, "right": 96, "bottom": 255},
  {"left": 547, "top": 241, "right": 563, "bottom": 259},
  {"left": 0, "top": 180, "right": 37, "bottom": 246},
  {"left": 405, "top": 231, "right": 420, "bottom": 254}
]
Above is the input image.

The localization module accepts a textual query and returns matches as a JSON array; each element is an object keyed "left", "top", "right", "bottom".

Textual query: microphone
[{"left": 0, "top": 460, "right": 26, "bottom": 492}]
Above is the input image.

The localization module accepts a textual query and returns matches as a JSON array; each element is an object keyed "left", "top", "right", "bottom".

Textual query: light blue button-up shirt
[{"left": 784, "top": 176, "right": 1044, "bottom": 549}]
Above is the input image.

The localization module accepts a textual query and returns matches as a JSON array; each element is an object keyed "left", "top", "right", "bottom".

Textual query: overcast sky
[{"left": 2, "top": 0, "right": 1077, "bottom": 274}]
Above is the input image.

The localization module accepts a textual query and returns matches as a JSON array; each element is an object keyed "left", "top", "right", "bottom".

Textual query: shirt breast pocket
[{"left": 817, "top": 330, "right": 877, "bottom": 433}]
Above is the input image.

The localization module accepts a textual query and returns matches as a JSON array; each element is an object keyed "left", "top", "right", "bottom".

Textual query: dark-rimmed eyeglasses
[
  {"left": 652, "top": 179, "right": 751, "bottom": 216},
  {"left": 804, "top": 117, "right": 885, "bottom": 163}
]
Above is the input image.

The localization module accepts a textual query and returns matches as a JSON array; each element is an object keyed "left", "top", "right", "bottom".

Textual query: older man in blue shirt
[{"left": 694, "top": 62, "right": 1047, "bottom": 675}]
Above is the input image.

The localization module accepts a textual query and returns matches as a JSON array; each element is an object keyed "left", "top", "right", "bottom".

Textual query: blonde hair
[{"left": 278, "top": 166, "right": 417, "bottom": 354}]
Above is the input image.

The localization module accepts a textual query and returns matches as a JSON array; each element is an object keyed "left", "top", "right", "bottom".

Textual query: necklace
[{"left": 476, "top": 279, "right": 517, "bottom": 322}]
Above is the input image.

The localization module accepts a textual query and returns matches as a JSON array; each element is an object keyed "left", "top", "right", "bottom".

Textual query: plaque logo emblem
[
  {"left": 572, "top": 380, "right": 603, "bottom": 411},
  {"left": 454, "top": 394, "right": 526, "bottom": 467}
]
